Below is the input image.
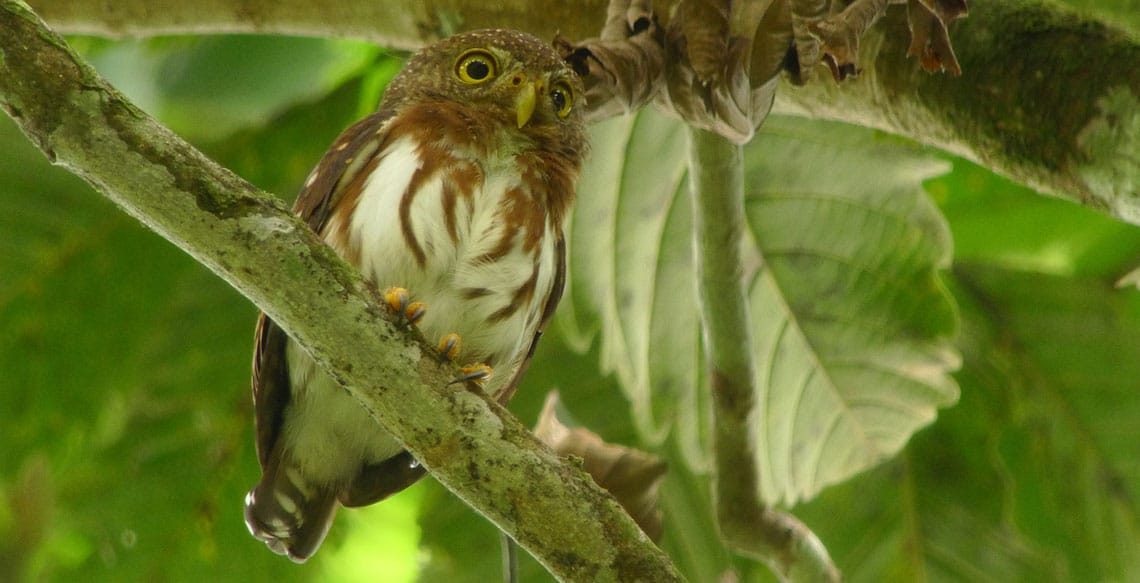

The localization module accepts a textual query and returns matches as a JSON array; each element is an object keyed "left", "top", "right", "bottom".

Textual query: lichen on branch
[{"left": 0, "top": 2, "right": 681, "bottom": 580}]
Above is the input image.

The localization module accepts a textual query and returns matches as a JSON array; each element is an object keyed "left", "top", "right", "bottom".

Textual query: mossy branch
[
  {"left": 775, "top": 1, "right": 1140, "bottom": 223},
  {"left": 0, "top": 3, "right": 680, "bottom": 580},
  {"left": 32, "top": 0, "right": 1140, "bottom": 224}
]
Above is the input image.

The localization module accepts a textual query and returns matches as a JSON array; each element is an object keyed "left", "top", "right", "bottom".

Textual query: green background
[{"left": 2, "top": 18, "right": 1139, "bottom": 582}]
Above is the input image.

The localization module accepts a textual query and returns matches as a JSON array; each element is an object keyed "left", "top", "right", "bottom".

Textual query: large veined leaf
[
  {"left": 564, "top": 109, "right": 960, "bottom": 505},
  {"left": 954, "top": 267, "right": 1140, "bottom": 576},
  {"left": 747, "top": 125, "right": 1140, "bottom": 581},
  {"left": 560, "top": 111, "right": 697, "bottom": 447},
  {"left": 745, "top": 117, "right": 960, "bottom": 504},
  {"left": 793, "top": 264, "right": 1140, "bottom": 581},
  {"left": 78, "top": 35, "right": 385, "bottom": 142}
]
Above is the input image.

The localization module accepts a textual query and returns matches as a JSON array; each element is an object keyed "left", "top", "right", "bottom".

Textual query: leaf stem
[{"left": 687, "top": 127, "right": 840, "bottom": 581}]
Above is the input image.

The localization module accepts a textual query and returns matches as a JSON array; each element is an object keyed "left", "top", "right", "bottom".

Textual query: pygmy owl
[{"left": 243, "top": 29, "right": 586, "bottom": 562}]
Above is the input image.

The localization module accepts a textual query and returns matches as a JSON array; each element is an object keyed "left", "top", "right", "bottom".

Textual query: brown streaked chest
[
  {"left": 319, "top": 104, "right": 576, "bottom": 368},
  {"left": 322, "top": 100, "right": 578, "bottom": 268}
]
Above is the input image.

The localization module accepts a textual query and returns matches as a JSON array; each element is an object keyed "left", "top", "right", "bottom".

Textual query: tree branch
[
  {"left": 688, "top": 128, "right": 840, "bottom": 581},
  {"left": 27, "top": 0, "right": 608, "bottom": 49},
  {"left": 32, "top": 0, "right": 1140, "bottom": 224},
  {"left": 774, "top": 1, "right": 1140, "bottom": 224},
  {"left": 0, "top": 3, "right": 680, "bottom": 580}
]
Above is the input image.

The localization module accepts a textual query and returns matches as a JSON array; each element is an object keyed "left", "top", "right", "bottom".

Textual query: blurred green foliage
[{"left": 2, "top": 26, "right": 1139, "bottom": 583}]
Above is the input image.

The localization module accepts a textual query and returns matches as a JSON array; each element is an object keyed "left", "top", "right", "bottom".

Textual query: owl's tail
[{"left": 243, "top": 455, "right": 337, "bottom": 563}]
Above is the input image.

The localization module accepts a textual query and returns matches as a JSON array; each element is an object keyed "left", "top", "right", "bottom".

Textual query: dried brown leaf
[
  {"left": 809, "top": 0, "right": 890, "bottom": 80},
  {"left": 789, "top": 0, "right": 830, "bottom": 84},
  {"left": 559, "top": 0, "right": 964, "bottom": 143},
  {"left": 534, "top": 392, "right": 668, "bottom": 541},
  {"left": 556, "top": 0, "right": 663, "bottom": 122},
  {"left": 906, "top": 0, "right": 963, "bottom": 75},
  {"left": 746, "top": 0, "right": 795, "bottom": 84},
  {"left": 657, "top": 29, "right": 777, "bottom": 143},
  {"left": 675, "top": 0, "right": 732, "bottom": 83}
]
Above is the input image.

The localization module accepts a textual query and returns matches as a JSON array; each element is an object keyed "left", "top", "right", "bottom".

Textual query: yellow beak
[{"left": 516, "top": 81, "right": 538, "bottom": 128}]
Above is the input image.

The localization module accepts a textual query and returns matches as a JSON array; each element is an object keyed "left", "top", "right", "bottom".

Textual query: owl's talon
[
  {"left": 437, "top": 335, "right": 490, "bottom": 384},
  {"left": 405, "top": 302, "right": 427, "bottom": 325},
  {"left": 438, "top": 333, "right": 461, "bottom": 361},
  {"left": 383, "top": 287, "right": 410, "bottom": 315},
  {"left": 383, "top": 287, "right": 427, "bottom": 324},
  {"left": 450, "top": 364, "right": 493, "bottom": 386}
]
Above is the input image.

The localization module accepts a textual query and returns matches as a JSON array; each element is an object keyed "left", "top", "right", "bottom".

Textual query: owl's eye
[
  {"left": 550, "top": 81, "right": 574, "bottom": 118},
  {"left": 455, "top": 49, "right": 498, "bottom": 84}
]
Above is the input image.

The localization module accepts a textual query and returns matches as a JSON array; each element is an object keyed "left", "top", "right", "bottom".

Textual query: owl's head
[{"left": 381, "top": 29, "right": 586, "bottom": 154}]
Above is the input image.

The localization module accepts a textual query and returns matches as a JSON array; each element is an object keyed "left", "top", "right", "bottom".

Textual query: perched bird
[{"left": 243, "top": 29, "right": 586, "bottom": 562}]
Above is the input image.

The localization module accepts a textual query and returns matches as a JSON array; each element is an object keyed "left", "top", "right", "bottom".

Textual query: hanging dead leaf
[
  {"left": 675, "top": 0, "right": 732, "bottom": 84},
  {"left": 556, "top": 0, "right": 664, "bottom": 123},
  {"left": 906, "top": 0, "right": 964, "bottom": 75},
  {"left": 534, "top": 392, "right": 668, "bottom": 541},
  {"left": 558, "top": 0, "right": 967, "bottom": 142}
]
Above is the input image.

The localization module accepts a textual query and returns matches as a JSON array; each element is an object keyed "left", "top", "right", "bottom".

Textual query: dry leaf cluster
[{"left": 559, "top": 0, "right": 967, "bottom": 143}]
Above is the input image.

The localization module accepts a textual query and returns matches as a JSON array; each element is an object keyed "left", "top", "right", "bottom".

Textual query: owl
[{"left": 243, "top": 29, "right": 587, "bottom": 562}]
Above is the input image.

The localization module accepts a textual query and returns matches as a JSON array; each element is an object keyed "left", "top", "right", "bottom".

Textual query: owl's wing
[
  {"left": 494, "top": 234, "right": 568, "bottom": 405},
  {"left": 251, "top": 111, "right": 394, "bottom": 469},
  {"left": 340, "top": 235, "right": 567, "bottom": 509},
  {"left": 294, "top": 110, "right": 396, "bottom": 232},
  {"left": 250, "top": 312, "right": 291, "bottom": 467}
]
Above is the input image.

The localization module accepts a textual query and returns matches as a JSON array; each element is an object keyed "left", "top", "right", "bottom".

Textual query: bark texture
[
  {"left": 32, "top": 0, "right": 1140, "bottom": 223},
  {"left": 775, "top": 1, "right": 1140, "bottom": 223},
  {"left": 0, "top": 3, "right": 680, "bottom": 580}
]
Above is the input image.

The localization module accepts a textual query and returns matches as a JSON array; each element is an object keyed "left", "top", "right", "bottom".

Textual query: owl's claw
[
  {"left": 451, "top": 364, "right": 493, "bottom": 386},
  {"left": 404, "top": 302, "right": 427, "bottom": 325},
  {"left": 383, "top": 286, "right": 408, "bottom": 313},
  {"left": 385, "top": 294, "right": 490, "bottom": 384},
  {"left": 383, "top": 287, "right": 426, "bottom": 325},
  {"left": 438, "top": 333, "right": 461, "bottom": 361},
  {"left": 436, "top": 333, "right": 492, "bottom": 385}
]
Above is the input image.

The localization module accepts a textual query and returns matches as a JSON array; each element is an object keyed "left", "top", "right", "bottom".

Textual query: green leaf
[
  {"left": 955, "top": 266, "right": 1140, "bottom": 577},
  {"left": 560, "top": 111, "right": 696, "bottom": 445},
  {"left": 81, "top": 35, "right": 384, "bottom": 141},
  {"left": 795, "top": 264, "right": 1140, "bottom": 580},
  {"left": 322, "top": 486, "right": 423, "bottom": 583},
  {"left": 567, "top": 111, "right": 960, "bottom": 504},
  {"left": 0, "top": 37, "right": 416, "bottom": 579},
  {"left": 1, "top": 110, "right": 285, "bottom": 579},
  {"left": 931, "top": 157, "right": 1140, "bottom": 278},
  {"left": 745, "top": 117, "right": 960, "bottom": 505}
]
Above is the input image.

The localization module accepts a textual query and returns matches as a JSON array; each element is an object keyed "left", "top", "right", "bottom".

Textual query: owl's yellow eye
[
  {"left": 455, "top": 49, "right": 498, "bottom": 84},
  {"left": 550, "top": 81, "right": 574, "bottom": 118}
]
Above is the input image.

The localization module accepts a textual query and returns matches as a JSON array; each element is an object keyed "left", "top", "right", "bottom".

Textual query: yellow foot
[
  {"left": 451, "top": 364, "right": 493, "bottom": 386},
  {"left": 435, "top": 332, "right": 492, "bottom": 385},
  {"left": 438, "top": 333, "right": 461, "bottom": 361},
  {"left": 383, "top": 287, "right": 426, "bottom": 325}
]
